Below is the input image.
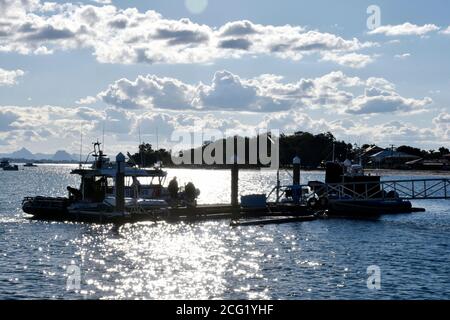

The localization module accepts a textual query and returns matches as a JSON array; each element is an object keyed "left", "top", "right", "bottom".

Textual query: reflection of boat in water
[
  {"left": 24, "top": 162, "right": 38, "bottom": 167},
  {"left": 1, "top": 160, "right": 19, "bottom": 171},
  {"left": 22, "top": 142, "right": 198, "bottom": 222}
]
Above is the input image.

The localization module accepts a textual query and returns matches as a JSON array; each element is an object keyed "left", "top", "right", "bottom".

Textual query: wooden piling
[
  {"left": 293, "top": 156, "right": 301, "bottom": 185},
  {"left": 231, "top": 162, "right": 239, "bottom": 208},
  {"left": 115, "top": 153, "right": 126, "bottom": 213}
]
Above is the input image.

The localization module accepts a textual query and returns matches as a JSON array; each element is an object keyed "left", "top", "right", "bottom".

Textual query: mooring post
[
  {"left": 276, "top": 169, "right": 280, "bottom": 203},
  {"left": 231, "top": 162, "right": 239, "bottom": 207},
  {"left": 293, "top": 156, "right": 301, "bottom": 185},
  {"left": 115, "top": 152, "right": 126, "bottom": 214},
  {"left": 231, "top": 155, "right": 239, "bottom": 217},
  {"left": 293, "top": 156, "right": 301, "bottom": 203}
]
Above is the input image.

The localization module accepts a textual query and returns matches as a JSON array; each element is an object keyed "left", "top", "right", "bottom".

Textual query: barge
[{"left": 22, "top": 143, "right": 438, "bottom": 225}]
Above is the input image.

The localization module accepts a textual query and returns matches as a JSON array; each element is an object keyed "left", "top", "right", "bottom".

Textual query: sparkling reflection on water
[{"left": 0, "top": 165, "right": 449, "bottom": 299}]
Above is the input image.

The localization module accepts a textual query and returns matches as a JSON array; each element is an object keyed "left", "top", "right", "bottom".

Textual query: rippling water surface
[{"left": 0, "top": 165, "right": 449, "bottom": 299}]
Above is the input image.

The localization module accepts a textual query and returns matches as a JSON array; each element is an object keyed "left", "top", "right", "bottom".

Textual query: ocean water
[{"left": 0, "top": 164, "right": 449, "bottom": 299}]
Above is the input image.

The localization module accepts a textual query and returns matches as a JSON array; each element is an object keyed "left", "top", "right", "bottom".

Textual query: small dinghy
[{"left": 230, "top": 215, "right": 316, "bottom": 227}]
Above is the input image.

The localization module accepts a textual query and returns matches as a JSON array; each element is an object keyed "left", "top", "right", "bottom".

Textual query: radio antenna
[
  {"left": 138, "top": 124, "right": 143, "bottom": 168},
  {"left": 156, "top": 126, "right": 159, "bottom": 151},
  {"left": 79, "top": 121, "right": 83, "bottom": 168},
  {"left": 102, "top": 122, "right": 105, "bottom": 151}
]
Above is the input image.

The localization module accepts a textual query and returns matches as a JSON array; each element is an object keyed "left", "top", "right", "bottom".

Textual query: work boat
[
  {"left": 1, "top": 159, "right": 19, "bottom": 171},
  {"left": 0, "top": 159, "right": 10, "bottom": 168},
  {"left": 22, "top": 142, "right": 175, "bottom": 222},
  {"left": 309, "top": 160, "right": 413, "bottom": 217}
]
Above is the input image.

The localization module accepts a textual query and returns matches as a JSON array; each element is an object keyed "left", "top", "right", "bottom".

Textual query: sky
[{"left": 0, "top": 0, "right": 449, "bottom": 155}]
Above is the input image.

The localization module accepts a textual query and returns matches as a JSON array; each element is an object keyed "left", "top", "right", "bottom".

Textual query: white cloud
[
  {"left": 394, "top": 53, "right": 411, "bottom": 59},
  {"left": 75, "top": 96, "right": 98, "bottom": 105},
  {"left": 0, "top": 1, "right": 375, "bottom": 67},
  {"left": 321, "top": 52, "right": 374, "bottom": 68},
  {"left": 369, "top": 23, "right": 439, "bottom": 36},
  {"left": 433, "top": 112, "right": 450, "bottom": 141},
  {"left": 0, "top": 103, "right": 447, "bottom": 153},
  {"left": 99, "top": 75, "right": 196, "bottom": 110},
  {"left": 259, "top": 109, "right": 447, "bottom": 147},
  {"left": 347, "top": 92, "right": 432, "bottom": 115},
  {"left": 441, "top": 26, "right": 450, "bottom": 35},
  {"left": 0, "top": 109, "right": 21, "bottom": 131},
  {"left": 0, "top": 68, "right": 25, "bottom": 86},
  {"left": 99, "top": 70, "right": 430, "bottom": 115},
  {"left": 0, "top": 0, "right": 41, "bottom": 18}
]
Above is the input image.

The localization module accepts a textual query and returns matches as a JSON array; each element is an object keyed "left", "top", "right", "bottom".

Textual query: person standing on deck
[{"left": 168, "top": 176, "right": 178, "bottom": 200}]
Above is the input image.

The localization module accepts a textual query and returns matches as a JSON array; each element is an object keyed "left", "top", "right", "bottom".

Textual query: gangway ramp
[{"left": 318, "top": 178, "right": 450, "bottom": 201}]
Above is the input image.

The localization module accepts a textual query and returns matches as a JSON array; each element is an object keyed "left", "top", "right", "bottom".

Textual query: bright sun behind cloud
[{"left": 185, "top": 0, "right": 208, "bottom": 14}]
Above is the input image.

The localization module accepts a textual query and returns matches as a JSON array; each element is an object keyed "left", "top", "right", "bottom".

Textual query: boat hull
[
  {"left": 327, "top": 199, "right": 413, "bottom": 217},
  {"left": 22, "top": 197, "right": 70, "bottom": 220}
]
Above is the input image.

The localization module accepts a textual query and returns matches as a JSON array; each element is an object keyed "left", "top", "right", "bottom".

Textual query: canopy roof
[{"left": 71, "top": 166, "right": 167, "bottom": 178}]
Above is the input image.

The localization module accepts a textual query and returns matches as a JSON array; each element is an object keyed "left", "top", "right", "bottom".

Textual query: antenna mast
[
  {"left": 138, "top": 125, "right": 143, "bottom": 168},
  {"left": 102, "top": 122, "right": 105, "bottom": 152},
  {"left": 79, "top": 121, "right": 83, "bottom": 168},
  {"left": 332, "top": 141, "right": 335, "bottom": 162},
  {"left": 156, "top": 126, "right": 159, "bottom": 150}
]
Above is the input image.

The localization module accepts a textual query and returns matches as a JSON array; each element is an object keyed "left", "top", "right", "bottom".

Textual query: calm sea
[{"left": 0, "top": 164, "right": 449, "bottom": 299}]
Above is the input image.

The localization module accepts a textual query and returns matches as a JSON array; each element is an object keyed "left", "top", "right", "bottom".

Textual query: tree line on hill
[{"left": 128, "top": 131, "right": 449, "bottom": 169}]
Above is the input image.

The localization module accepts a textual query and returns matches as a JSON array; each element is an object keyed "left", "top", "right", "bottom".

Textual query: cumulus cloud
[
  {"left": 0, "top": 1, "right": 375, "bottom": 67},
  {"left": 347, "top": 90, "right": 432, "bottom": 115},
  {"left": 99, "top": 75, "right": 196, "bottom": 110},
  {"left": 258, "top": 109, "right": 446, "bottom": 147},
  {"left": 321, "top": 52, "right": 374, "bottom": 68},
  {"left": 433, "top": 112, "right": 450, "bottom": 141},
  {"left": 260, "top": 111, "right": 331, "bottom": 134},
  {"left": 75, "top": 96, "right": 98, "bottom": 105},
  {"left": 0, "top": 0, "right": 40, "bottom": 18},
  {"left": 441, "top": 26, "right": 450, "bottom": 35},
  {"left": 0, "top": 68, "right": 25, "bottom": 86},
  {"left": 0, "top": 109, "right": 21, "bottom": 131},
  {"left": 368, "top": 23, "right": 440, "bottom": 36},
  {"left": 98, "top": 70, "right": 431, "bottom": 115},
  {"left": 0, "top": 103, "right": 447, "bottom": 153},
  {"left": 394, "top": 53, "right": 411, "bottom": 59},
  {"left": 433, "top": 112, "right": 450, "bottom": 125}
]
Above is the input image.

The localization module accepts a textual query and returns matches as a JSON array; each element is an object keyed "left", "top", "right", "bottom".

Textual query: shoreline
[{"left": 10, "top": 162, "right": 450, "bottom": 176}]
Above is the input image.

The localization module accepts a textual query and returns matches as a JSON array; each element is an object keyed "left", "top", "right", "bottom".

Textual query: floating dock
[{"left": 22, "top": 151, "right": 447, "bottom": 225}]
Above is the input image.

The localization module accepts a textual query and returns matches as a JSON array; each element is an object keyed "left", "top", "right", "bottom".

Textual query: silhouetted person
[
  {"left": 67, "top": 186, "right": 82, "bottom": 200},
  {"left": 168, "top": 177, "right": 178, "bottom": 199}
]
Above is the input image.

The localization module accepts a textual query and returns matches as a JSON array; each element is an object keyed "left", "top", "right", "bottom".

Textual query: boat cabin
[{"left": 69, "top": 142, "right": 168, "bottom": 203}]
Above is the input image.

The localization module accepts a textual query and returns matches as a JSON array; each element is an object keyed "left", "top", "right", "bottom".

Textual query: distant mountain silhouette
[
  {"left": 0, "top": 148, "right": 78, "bottom": 161},
  {"left": 9, "top": 147, "right": 35, "bottom": 159},
  {"left": 52, "top": 150, "right": 74, "bottom": 161}
]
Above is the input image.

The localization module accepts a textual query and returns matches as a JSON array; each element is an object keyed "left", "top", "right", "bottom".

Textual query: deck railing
[{"left": 267, "top": 178, "right": 450, "bottom": 202}]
